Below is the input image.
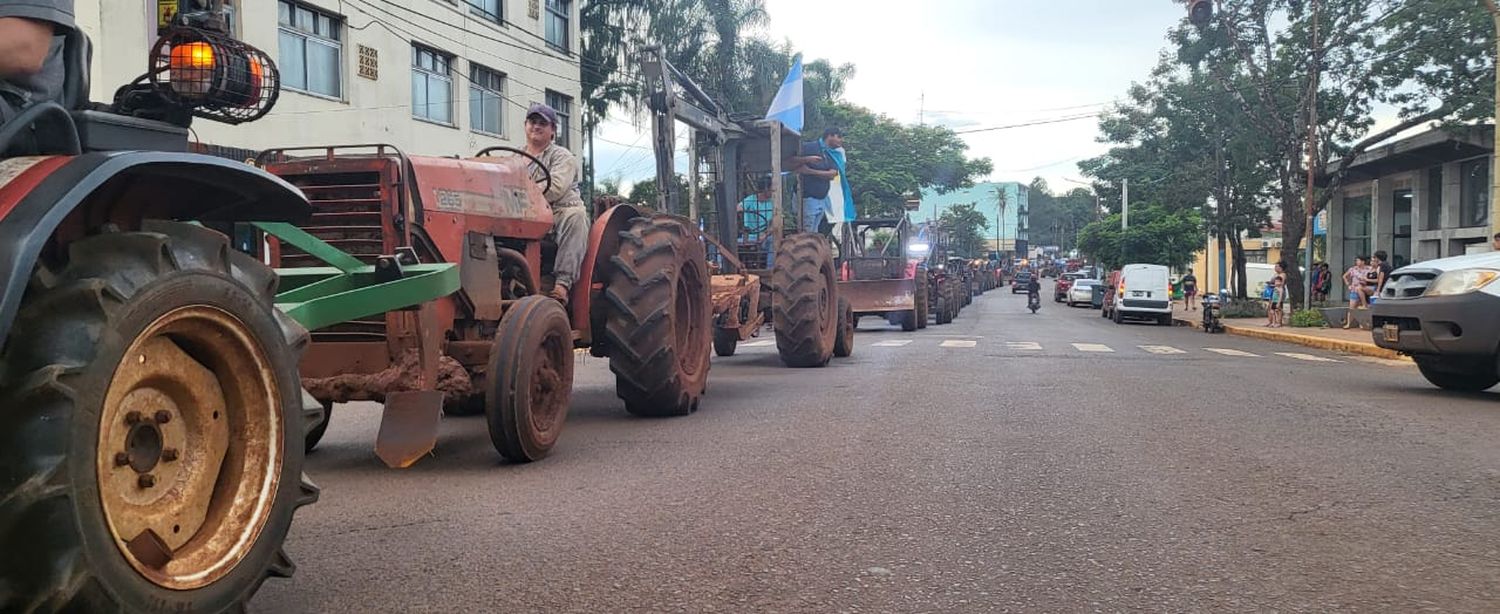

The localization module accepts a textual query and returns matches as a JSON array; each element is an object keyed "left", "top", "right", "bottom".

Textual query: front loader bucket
[
  {"left": 375, "top": 391, "right": 445, "bottom": 468},
  {"left": 839, "top": 279, "right": 916, "bottom": 314}
]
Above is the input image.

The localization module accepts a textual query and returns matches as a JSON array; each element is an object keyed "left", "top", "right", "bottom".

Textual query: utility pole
[
  {"left": 1302, "top": 0, "right": 1320, "bottom": 309},
  {"left": 1121, "top": 178, "right": 1130, "bottom": 229},
  {"left": 1484, "top": 0, "right": 1500, "bottom": 243}
]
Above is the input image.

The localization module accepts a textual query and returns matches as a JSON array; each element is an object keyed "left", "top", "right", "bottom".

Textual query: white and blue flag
[{"left": 765, "top": 54, "right": 804, "bottom": 133}]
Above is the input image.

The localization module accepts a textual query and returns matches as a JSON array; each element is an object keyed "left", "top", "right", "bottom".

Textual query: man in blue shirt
[
  {"left": 793, "top": 127, "right": 844, "bottom": 234},
  {"left": 738, "top": 178, "right": 775, "bottom": 242}
]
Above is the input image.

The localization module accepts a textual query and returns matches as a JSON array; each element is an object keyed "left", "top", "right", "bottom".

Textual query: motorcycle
[
  {"left": 1028, "top": 292, "right": 1041, "bottom": 314},
  {"left": 1201, "top": 292, "right": 1225, "bottom": 333}
]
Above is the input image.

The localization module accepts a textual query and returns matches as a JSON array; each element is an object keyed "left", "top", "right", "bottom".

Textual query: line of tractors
[{"left": 0, "top": 12, "right": 1000, "bottom": 612}]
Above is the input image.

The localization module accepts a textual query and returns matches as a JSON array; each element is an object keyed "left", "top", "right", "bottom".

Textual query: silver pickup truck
[{"left": 1372, "top": 251, "right": 1500, "bottom": 391}]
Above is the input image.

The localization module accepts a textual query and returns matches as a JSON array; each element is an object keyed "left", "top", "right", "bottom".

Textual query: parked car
[
  {"left": 1067, "top": 279, "right": 1100, "bottom": 307},
  {"left": 1054, "top": 271, "right": 1087, "bottom": 302},
  {"left": 1372, "top": 251, "right": 1500, "bottom": 392},
  {"left": 1105, "top": 264, "right": 1172, "bottom": 326}
]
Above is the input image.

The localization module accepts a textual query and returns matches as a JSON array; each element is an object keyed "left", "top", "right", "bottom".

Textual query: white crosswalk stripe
[
  {"left": 1072, "top": 343, "right": 1114, "bottom": 353},
  {"left": 1276, "top": 352, "right": 1342, "bottom": 363},
  {"left": 871, "top": 340, "right": 913, "bottom": 347},
  {"left": 1005, "top": 341, "right": 1043, "bottom": 351},
  {"left": 940, "top": 339, "right": 978, "bottom": 348},
  {"left": 1140, "top": 345, "right": 1186, "bottom": 355},
  {"left": 1204, "top": 348, "right": 1259, "bottom": 357},
  {"left": 742, "top": 340, "right": 774, "bottom": 348}
]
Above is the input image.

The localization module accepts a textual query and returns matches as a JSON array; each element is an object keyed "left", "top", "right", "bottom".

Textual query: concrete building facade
[
  {"left": 73, "top": 0, "right": 583, "bottom": 156},
  {"left": 1325, "top": 125, "right": 1494, "bottom": 297}
]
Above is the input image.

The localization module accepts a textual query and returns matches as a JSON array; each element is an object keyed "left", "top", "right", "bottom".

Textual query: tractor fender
[
  {"left": 0, "top": 150, "right": 311, "bottom": 346},
  {"left": 575, "top": 203, "right": 644, "bottom": 346}
]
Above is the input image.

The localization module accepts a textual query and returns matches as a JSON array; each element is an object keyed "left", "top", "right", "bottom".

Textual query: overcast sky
[{"left": 591, "top": 1, "right": 1195, "bottom": 195}]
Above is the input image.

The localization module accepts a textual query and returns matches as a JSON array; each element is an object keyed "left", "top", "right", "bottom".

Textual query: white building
[{"left": 73, "top": 0, "right": 583, "bottom": 156}]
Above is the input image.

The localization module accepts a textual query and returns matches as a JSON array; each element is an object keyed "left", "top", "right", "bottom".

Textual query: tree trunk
[{"left": 1230, "top": 233, "right": 1248, "bottom": 298}]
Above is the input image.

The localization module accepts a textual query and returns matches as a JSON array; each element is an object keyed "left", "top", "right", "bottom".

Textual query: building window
[
  {"left": 545, "top": 90, "right": 571, "bottom": 147},
  {"left": 278, "top": 1, "right": 342, "bottom": 98},
  {"left": 469, "top": 64, "right": 505, "bottom": 136},
  {"left": 411, "top": 46, "right": 454, "bottom": 124},
  {"left": 1341, "top": 193, "right": 1371, "bottom": 268},
  {"left": 1424, "top": 166, "right": 1443, "bottom": 230},
  {"left": 1459, "top": 158, "right": 1489, "bottom": 228},
  {"left": 465, "top": 0, "right": 501, "bottom": 23},
  {"left": 545, "top": 0, "right": 571, "bottom": 52}
]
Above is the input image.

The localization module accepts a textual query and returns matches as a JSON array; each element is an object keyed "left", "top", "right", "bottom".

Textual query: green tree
[
  {"left": 1077, "top": 203, "right": 1201, "bottom": 271},
  {"left": 939, "top": 203, "right": 990, "bottom": 258}
]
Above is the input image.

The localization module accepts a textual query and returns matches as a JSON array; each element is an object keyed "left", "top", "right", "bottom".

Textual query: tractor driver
[
  {"left": 523, "top": 102, "right": 590, "bottom": 305},
  {"left": 0, "top": 0, "right": 74, "bottom": 123}
]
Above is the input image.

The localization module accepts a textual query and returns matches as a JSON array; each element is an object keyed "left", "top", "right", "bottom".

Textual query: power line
[{"left": 953, "top": 113, "right": 1102, "bottom": 135}]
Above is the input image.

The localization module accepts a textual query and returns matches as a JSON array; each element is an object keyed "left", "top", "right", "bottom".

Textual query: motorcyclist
[{"left": 1026, "top": 274, "right": 1041, "bottom": 307}]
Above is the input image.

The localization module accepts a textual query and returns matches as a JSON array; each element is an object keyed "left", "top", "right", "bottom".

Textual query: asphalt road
[{"left": 252, "top": 281, "right": 1500, "bottom": 613}]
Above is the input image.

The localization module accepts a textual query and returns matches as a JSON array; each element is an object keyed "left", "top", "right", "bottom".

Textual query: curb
[{"left": 1172, "top": 316, "right": 1407, "bottom": 361}]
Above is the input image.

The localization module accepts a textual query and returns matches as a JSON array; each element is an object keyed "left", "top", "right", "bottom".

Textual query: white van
[{"left": 1110, "top": 264, "right": 1172, "bottom": 326}]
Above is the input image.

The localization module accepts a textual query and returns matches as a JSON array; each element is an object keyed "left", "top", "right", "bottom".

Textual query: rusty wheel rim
[
  {"left": 526, "top": 327, "right": 569, "bottom": 446},
  {"left": 96, "top": 305, "right": 282, "bottom": 590}
]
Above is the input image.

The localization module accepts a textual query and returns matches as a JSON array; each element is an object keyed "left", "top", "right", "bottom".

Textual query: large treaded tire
[
  {"left": 1414, "top": 356, "right": 1500, "bottom": 392},
  {"left": 772, "top": 233, "right": 838, "bottom": 368},
  {"left": 601, "top": 216, "right": 711, "bottom": 417},
  {"left": 713, "top": 327, "right": 739, "bottom": 357},
  {"left": 0, "top": 222, "right": 318, "bottom": 613}
]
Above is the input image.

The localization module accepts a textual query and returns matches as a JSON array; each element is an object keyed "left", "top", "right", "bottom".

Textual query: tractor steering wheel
[{"left": 476, "top": 145, "right": 554, "bottom": 196}]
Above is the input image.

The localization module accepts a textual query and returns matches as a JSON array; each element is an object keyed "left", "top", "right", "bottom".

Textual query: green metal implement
[{"left": 254, "top": 222, "right": 460, "bottom": 331}]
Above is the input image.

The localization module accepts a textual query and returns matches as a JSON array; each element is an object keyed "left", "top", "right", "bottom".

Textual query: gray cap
[{"left": 526, "top": 103, "right": 558, "bottom": 127}]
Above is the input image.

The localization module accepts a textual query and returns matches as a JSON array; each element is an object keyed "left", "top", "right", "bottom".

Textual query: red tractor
[
  {"left": 0, "top": 7, "right": 334, "bottom": 612},
  {"left": 258, "top": 144, "right": 712, "bottom": 467}
]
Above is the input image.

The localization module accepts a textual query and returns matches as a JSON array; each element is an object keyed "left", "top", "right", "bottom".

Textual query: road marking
[
  {"left": 1072, "top": 343, "right": 1114, "bottom": 353},
  {"left": 1276, "top": 352, "right": 1342, "bottom": 363},
  {"left": 1140, "top": 345, "right": 1186, "bottom": 355},
  {"left": 871, "top": 340, "right": 913, "bottom": 347},
  {"left": 1204, "top": 348, "right": 1259, "bottom": 357},
  {"left": 742, "top": 340, "right": 774, "bottom": 347},
  {"left": 940, "top": 339, "right": 977, "bottom": 348},
  {"left": 1005, "top": 341, "right": 1043, "bottom": 351}
]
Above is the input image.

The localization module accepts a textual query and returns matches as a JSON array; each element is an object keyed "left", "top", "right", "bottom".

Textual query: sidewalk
[{"left": 1170, "top": 302, "right": 1406, "bottom": 361}]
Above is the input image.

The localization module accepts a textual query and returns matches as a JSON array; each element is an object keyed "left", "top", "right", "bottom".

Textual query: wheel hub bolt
[
  {"left": 114, "top": 452, "right": 130, "bottom": 467},
  {"left": 161, "top": 448, "right": 179, "bottom": 462},
  {"left": 125, "top": 411, "right": 143, "bottom": 425},
  {"left": 137, "top": 474, "right": 156, "bottom": 488},
  {"left": 154, "top": 410, "right": 171, "bottom": 424}
]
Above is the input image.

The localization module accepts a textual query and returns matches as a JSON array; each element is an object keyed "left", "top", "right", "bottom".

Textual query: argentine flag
[{"left": 765, "top": 54, "right": 804, "bottom": 133}]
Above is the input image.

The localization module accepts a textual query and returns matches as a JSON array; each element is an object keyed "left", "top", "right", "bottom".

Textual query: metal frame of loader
[
  {"left": 836, "top": 216, "right": 928, "bottom": 332},
  {"left": 640, "top": 46, "right": 852, "bottom": 366}
]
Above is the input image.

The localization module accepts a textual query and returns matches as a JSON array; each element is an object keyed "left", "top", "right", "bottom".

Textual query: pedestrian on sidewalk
[
  {"left": 1181, "top": 270, "right": 1199, "bottom": 311},
  {"left": 1267, "top": 262, "right": 1287, "bottom": 328},
  {"left": 1371, "top": 250, "right": 1393, "bottom": 301},
  {"left": 1342, "top": 255, "right": 1370, "bottom": 328},
  {"left": 1312, "top": 262, "right": 1331, "bottom": 304}
]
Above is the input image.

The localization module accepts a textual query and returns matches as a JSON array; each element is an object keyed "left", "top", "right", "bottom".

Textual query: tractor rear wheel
[
  {"left": 486, "top": 296, "right": 575, "bottom": 462},
  {"left": 305, "top": 401, "right": 332, "bottom": 452},
  {"left": 601, "top": 216, "right": 711, "bottom": 416},
  {"left": 713, "top": 327, "right": 739, "bottom": 357},
  {"left": 0, "top": 222, "right": 317, "bottom": 613},
  {"left": 772, "top": 233, "right": 837, "bottom": 368},
  {"left": 834, "top": 297, "right": 856, "bottom": 357},
  {"left": 914, "top": 271, "right": 929, "bottom": 329}
]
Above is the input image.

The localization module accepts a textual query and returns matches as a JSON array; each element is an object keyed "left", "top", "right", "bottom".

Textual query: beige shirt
[{"left": 529, "top": 143, "right": 585, "bottom": 210}]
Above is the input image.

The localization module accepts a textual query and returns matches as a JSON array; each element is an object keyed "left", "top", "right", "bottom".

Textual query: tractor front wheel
[
  {"left": 0, "top": 222, "right": 317, "bottom": 613},
  {"left": 773, "top": 233, "right": 838, "bottom": 368},
  {"left": 601, "top": 216, "right": 711, "bottom": 416},
  {"left": 486, "top": 296, "right": 575, "bottom": 462},
  {"left": 834, "top": 297, "right": 856, "bottom": 357},
  {"left": 713, "top": 327, "right": 739, "bottom": 357}
]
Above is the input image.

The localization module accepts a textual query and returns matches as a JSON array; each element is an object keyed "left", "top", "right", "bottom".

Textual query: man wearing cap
[
  {"left": 523, "top": 102, "right": 589, "bottom": 304},
  {"left": 0, "top": 0, "right": 75, "bottom": 122}
]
